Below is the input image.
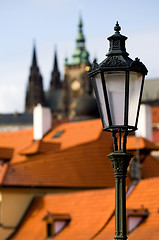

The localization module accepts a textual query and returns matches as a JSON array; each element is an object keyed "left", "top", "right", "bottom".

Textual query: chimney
[
  {"left": 136, "top": 104, "right": 152, "bottom": 141},
  {"left": 33, "top": 104, "right": 52, "bottom": 140}
]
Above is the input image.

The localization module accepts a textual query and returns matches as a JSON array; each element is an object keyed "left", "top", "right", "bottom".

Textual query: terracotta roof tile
[
  {"left": 127, "top": 136, "right": 159, "bottom": 151},
  {"left": 11, "top": 177, "right": 159, "bottom": 240},
  {"left": 3, "top": 137, "right": 115, "bottom": 188},
  {"left": 43, "top": 119, "right": 103, "bottom": 150},
  {"left": 95, "top": 177, "right": 159, "bottom": 240},
  {"left": 0, "top": 129, "right": 33, "bottom": 158},
  {"left": 0, "top": 119, "right": 114, "bottom": 188},
  {"left": 0, "top": 164, "right": 8, "bottom": 184},
  {"left": 127, "top": 177, "right": 159, "bottom": 240},
  {"left": 1, "top": 119, "right": 159, "bottom": 187},
  {"left": 11, "top": 188, "right": 115, "bottom": 240},
  {"left": 0, "top": 147, "right": 14, "bottom": 159},
  {"left": 141, "top": 154, "right": 159, "bottom": 179},
  {"left": 19, "top": 141, "right": 60, "bottom": 156}
]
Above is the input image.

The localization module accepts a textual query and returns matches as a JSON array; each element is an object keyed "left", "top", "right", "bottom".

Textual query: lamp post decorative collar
[{"left": 88, "top": 22, "right": 148, "bottom": 240}]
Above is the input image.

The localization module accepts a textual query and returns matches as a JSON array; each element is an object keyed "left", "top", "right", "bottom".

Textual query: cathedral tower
[
  {"left": 25, "top": 45, "right": 45, "bottom": 112},
  {"left": 50, "top": 48, "right": 62, "bottom": 90},
  {"left": 45, "top": 49, "right": 63, "bottom": 118},
  {"left": 62, "top": 17, "right": 98, "bottom": 120}
]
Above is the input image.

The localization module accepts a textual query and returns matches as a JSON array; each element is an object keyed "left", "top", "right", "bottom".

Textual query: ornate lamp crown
[
  {"left": 88, "top": 22, "right": 148, "bottom": 76},
  {"left": 107, "top": 21, "right": 128, "bottom": 57}
]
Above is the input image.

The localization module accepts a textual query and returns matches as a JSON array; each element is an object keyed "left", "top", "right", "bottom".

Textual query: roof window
[
  {"left": 52, "top": 130, "right": 65, "bottom": 139},
  {"left": 126, "top": 208, "right": 149, "bottom": 234},
  {"left": 43, "top": 212, "right": 71, "bottom": 239}
]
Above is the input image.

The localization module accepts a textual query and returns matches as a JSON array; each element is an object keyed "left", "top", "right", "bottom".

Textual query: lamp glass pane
[
  {"left": 91, "top": 73, "right": 109, "bottom": 127},
  {"left": 104, "top": 71, "right": 125, "bottom": 126},
  {"left": 128, "top": 72, "right": 143, "bottom": 126}
]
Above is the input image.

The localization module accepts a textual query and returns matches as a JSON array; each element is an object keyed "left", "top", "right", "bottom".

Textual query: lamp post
[{"left": 88, "top": 22, "right": 148, "bottom": 240}]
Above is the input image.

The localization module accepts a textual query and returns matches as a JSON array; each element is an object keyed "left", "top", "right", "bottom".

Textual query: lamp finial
[{"left": 114, "top": 21, "right": 121, "bottom": 33}]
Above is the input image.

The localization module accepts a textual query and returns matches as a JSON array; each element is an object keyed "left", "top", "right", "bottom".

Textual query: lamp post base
[{"left": 108, "top": 152, "right": 133, "bottom": 240}]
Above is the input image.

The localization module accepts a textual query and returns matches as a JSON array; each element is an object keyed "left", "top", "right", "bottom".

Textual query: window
[
  {"left": 126, "top": 208, "right": 149, "bottom": 234},
  {"left": 52, "top": 130, "right": 65, "bottom": 139},
  {"left": 47, "top": 223, "right": 53, "bottom": 238},
  {"left": 43, "top": 212, "right": 71, "bottom": 239}
]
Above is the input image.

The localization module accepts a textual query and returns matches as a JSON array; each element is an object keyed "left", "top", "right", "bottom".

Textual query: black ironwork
[
  {"left": 101, "top": 72, "right": 112, "bottom": 126},
  {"left": 88, "top": 22, "right": 147, "bottom": 240},
  {"left": 108, "top": 152, "right": 133, "bottom": 240},
  {"left": 88, "top": 22, "right": 148, "bottom": 133}
]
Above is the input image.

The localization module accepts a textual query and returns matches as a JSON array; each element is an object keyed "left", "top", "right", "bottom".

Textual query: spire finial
[
  {"left": 78, "top": 15, "right": 82, "bottom": 29},
  {"left": 114, "top": 21, "right": 121, "bottom": 33},
  {"left": 75, "top": 15, "right": 85, "bottom": 44},
  {"left": 31, "top": 41, "right": 38, "bottom": 69},
  {"left": 53, "top": 46, "right": 58, "bottom": 72}
]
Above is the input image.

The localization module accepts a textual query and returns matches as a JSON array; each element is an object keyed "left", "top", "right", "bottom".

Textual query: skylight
[{"left": 52, "top": 130, "right": 65, "bottom": 139}]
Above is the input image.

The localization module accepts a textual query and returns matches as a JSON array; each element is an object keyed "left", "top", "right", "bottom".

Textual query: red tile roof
[
  {"left": 141, "top": 154, "right": 159, "bottom": 179},
  {"left": 127, "top": 136, "right": 159, "bottom": 151},
  {"left": 0, "top": 119, "right": 114, "bottom": 187},
  {"left": 19, "top": 141, "right": 60, "bottom": 155},
  {"left": 0, "top": 129, "right": 33, "bottom": 159},
  {"left": 0, "top": 164, "right": 8, "bottom": 184},
  {"left": 11, "top": 177, "right": 159, "bottom": 240},
  {"left": 94, "top": 177, "right": 159, "bottom": 240},
  {"left": 127, "top": 177, "right": 159, "bottom": 240},
  {"left": 0, "top": 147, "right": 14, "bottom": 159},
  {"left": 11, "top": 188, "right": 115, "bottom": 240},
  {"left": 1, "top": 119, "right": 159, "bottom": 188},
  {"left": 2, "top": 134, "right": 115, "bottom": 188},
  {"left": 43, "top": 118, "right": 103, "bottom": 150}
]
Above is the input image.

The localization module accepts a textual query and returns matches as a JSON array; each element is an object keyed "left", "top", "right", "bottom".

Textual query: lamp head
[{"left": 88, "top": 22, "right": 148, "bottom": 132}]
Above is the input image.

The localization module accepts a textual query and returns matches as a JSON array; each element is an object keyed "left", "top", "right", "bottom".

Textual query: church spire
[
  {"left": 50, "top": 48, "right": 62, "bottom": 90},
  {"left": 25, "top": 44, "right": 46, "bottom": 112},
  {"left": 76, "top": 16, "right": 85, "bottom": 46},
  {"left": 72, "top": 16, "right": 89, "bottom": 65},
  {"left": 31, "top": 44, "right": 38, "bottom": 70},
  {"left": 53, "top": 48, "right": 58, "bottom": 72}
]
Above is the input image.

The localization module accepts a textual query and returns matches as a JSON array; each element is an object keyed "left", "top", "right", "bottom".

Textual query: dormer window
[
  {"left": 126, "top": 208, "right": 149, "bottom": 233},
  {"left": 43, "top": 212, "right": 71, "bottom": 239}
]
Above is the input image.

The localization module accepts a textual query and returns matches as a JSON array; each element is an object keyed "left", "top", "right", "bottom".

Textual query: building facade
[{"left": 25, "top": 17, "right": 99, "bottom": 121}]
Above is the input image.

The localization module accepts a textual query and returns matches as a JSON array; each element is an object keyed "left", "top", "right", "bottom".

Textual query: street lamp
[{"left": 88, "top": 22, "right": 148, "bottom": 240}]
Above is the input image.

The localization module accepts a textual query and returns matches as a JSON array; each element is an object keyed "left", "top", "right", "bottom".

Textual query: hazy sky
[{"left": 0, "top": 0, "right": 159, "bottom": 113}]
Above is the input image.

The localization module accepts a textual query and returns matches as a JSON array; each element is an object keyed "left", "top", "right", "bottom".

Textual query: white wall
[{"left": 136, "top": 104, "right": 152, "bottom": 141}]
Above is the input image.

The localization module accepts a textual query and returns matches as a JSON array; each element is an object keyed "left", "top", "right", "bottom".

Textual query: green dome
[
  {"left": 73, "top": 47, "right": 81, "bottom": 57},
  {"left": 76, "top": 32, "right": 85, "bottom": 42},
  {"left": 72, "top": 47, "right": 82, "bottom": 65},
  {"left": 81, "top": 50, "right": 89, "bottom": 63}
]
